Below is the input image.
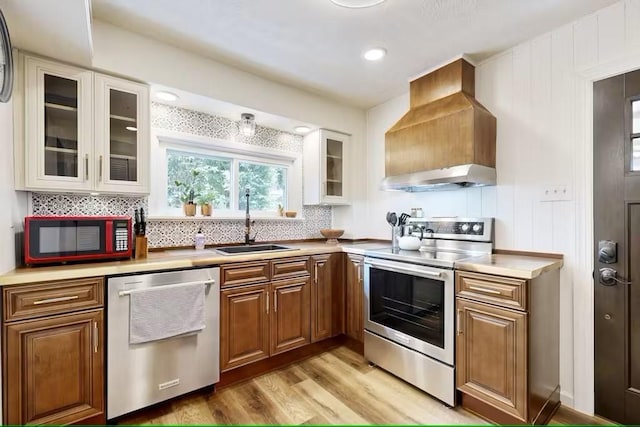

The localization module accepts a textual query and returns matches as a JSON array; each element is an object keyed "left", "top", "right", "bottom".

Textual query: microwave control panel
[{"left": 114, "top": 221, "right": 129, "bottom": 252}]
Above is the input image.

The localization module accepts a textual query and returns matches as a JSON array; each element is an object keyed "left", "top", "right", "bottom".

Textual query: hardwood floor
[{"left": 117, "top": 346, "right": 611, "bottom": 425}]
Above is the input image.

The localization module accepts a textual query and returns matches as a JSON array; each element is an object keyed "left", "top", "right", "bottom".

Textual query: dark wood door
[
  {"left": 270, "top": 277, "right": 310, "bottom": 355},
  {"left": 345, "top": 254, "right": 364, "bottom": 342},
  {"left": 594, "top": 70, "right": 640, "bottom": 423},
  {"left": 220, "top": 284, "right": 270, "bottom": 371},
  {"left": 456, "top": 299, "right": 527, "bottom": 422},
  {"left": 4, "top": 309, "right": 104, "bottom": 425},
  {"left": 311, "top": 255, "right": 331, "bottom": 342}
]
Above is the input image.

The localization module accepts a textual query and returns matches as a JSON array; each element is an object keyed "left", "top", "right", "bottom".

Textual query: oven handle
[{"left": 365, "top": 258, "right": 444, "bottom": 279}]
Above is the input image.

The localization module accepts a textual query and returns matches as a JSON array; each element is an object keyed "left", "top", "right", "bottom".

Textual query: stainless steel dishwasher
[{"left": 107, "top": 267, "right": 219, "bottom": 419}]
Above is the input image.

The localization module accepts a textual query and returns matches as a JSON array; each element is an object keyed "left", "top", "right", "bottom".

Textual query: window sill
[{"left": 149, "top": 215, "right": 305, "bottom": 221}]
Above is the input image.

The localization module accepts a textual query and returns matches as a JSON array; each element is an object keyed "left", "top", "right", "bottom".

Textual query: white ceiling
[{"left": 91, "top": 0, "right": 618, "bottom": 109}]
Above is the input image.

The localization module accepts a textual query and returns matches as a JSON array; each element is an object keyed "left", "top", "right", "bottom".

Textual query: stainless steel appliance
[
  {"left": 107, "top": 267, "right": 220, "bottom": 419},
  {"left": 364, "top": 217, "right": 494, "bottom": 406}
]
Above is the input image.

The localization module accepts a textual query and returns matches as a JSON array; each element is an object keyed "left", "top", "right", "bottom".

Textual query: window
[
  {"left": 238, "top": 161, "right": 287, "bottom": 211},
  {"left": 163, "top": 146, "right": 292, "bottom": 215}
]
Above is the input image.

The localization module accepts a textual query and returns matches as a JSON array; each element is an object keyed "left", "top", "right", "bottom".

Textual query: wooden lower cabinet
[
  {"left": 310, "top": 255, "right": 332, "bottom": 342},
  {"left": 455, "top": 269, "right": 560, "bottom": 425},
  {"left": 345, "top": 254, "right": 364, "bottom": 342},
  {"left": 4, "top": 309, "right": 104, "bottom": 425},
  {"left": 271, "top": 277, "right": 310, "bottom": 355},
  {"left": 456, "top": 299, "right": 527, "bottom": 421},
  {"left": 220, "top": 284, "right": 270, "bottom": 371}
]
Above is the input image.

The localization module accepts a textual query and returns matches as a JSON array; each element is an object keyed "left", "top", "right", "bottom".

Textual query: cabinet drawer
[
  {"left": 4, "top": 277, "right": 104, "bottom": 322},
  {"left": 221, "top": 261, "right": 270, "bottom": 288},
  {"left": 456, "top": 272, "right": 527, "bottom": 310},
  {"left": 271, "top": 257, "right": 310, "bottom": 280}
]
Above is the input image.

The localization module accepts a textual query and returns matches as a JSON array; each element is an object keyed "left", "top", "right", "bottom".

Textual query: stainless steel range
[{"left": 363, "top": 217, "right": 494, "bottom": 406}]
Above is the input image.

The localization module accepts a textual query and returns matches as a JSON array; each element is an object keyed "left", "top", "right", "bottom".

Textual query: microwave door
[{"left": 28, "top": 219, "right": 106, "bottom": 262}]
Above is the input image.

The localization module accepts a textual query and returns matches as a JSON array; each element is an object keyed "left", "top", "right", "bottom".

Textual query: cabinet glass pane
[
  {"left": 109, "top": 89, "right": 138, "bottom": 182},
  {"left": 326, "top": 138, "right": 343, "bottom": 197},
  {"left": 44, "top": 75, "right": 78, "bottom": 177}
]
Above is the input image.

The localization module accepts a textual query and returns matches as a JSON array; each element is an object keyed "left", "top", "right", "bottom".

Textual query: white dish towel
[{"left": 128, "top": 282, "right": 205, "bottom": 344}]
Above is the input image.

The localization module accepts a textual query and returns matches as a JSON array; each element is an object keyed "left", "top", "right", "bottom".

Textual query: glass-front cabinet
[
  {"left": 24, "top": 56, "right": 93, "bottom": 191},
  {"left": 21, "top": 54, "right": 149, "bottom": 194},
  {"left": 94, "top": 75, "right": 149, "bottom": 193},
  {"left": 303, "top": 129, "right": 350, "bottom": 205}
]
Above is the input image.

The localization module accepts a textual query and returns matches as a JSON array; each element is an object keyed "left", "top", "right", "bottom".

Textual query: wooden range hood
[{"left": 382, "top": 58, "right": 497, "bottom": 191}]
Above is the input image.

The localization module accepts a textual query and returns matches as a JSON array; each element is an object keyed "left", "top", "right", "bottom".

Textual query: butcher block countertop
[
  {"left": 0, "top": 241, "right": 385, "bottom": 286},
  {"left": 454, "top": 252, "right": 563, "bottom": 280},
  {"left": 0, "top": 242, "right": 562, "bottom": 286}
]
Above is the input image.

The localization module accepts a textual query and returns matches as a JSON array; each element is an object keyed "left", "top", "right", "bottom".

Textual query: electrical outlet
[{"left": 541, "top": 185, "right": 572, "bottom": 202}]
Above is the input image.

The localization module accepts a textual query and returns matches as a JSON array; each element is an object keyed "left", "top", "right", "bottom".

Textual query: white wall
[
  {"left": 0, "top": 99, "right": 28, "bottom": 275},
  {"left": 90, "top": 20, "right": 368, "bottom": 238},
  {"left": 365, "top": 0, "right": 640, "bottom": 414}
]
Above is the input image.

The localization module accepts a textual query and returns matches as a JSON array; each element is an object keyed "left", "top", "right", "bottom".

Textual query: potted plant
[
  {"left": 196, "top": 190, "right": 215, "bottom": 216},
  {"left": 174, "top": 170, "right": 200, "bottom": 216}
]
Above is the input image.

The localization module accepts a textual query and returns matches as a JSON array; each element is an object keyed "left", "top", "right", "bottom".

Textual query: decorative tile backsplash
[
  {"left": 151, "top": 102, "right": 303, "bottom": 153},
  {"left": 31, "top": 103, "right": 332, "bottom": 249}
]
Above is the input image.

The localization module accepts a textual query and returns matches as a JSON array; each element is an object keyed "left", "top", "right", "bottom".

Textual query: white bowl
[{"left": 398, "top": 236, "right": 421, "bottom": 250}]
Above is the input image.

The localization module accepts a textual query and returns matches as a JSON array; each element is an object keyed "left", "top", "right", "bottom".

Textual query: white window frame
[{"left": 149, "top": 130, "right": 302, "bottom": 218}]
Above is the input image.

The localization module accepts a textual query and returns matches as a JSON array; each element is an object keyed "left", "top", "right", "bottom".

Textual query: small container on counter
[{"left": 194, "top": 228, "right": 205, "bottom": 250}]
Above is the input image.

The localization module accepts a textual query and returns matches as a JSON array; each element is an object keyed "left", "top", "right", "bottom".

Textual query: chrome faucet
[{"left": 244, "top": 188, "right": 255, "bottom": 244}]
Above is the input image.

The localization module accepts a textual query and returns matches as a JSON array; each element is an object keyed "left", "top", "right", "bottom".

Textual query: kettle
[{"left": 398, "top": 228, "right": 424, "bottom": 250}]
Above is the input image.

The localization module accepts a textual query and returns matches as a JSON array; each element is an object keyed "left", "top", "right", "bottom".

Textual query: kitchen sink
[{"left": 215, "top": 244, "right": 298, "bottom": 255}]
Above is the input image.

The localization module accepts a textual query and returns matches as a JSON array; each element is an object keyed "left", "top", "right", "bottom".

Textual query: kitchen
[{"left": 0, "top": 0, "right": 635, "bottom": 425}]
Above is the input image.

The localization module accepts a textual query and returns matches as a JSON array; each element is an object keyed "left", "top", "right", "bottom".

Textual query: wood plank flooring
[{"left": 117, "top": 346, "right": 610, "bottom": 425}]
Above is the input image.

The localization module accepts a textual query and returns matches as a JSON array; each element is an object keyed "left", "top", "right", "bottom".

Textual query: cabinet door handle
[
  {"left": 357, "top": 265, "right": 361, "bottom": 282},
  {"left": 93, "top": 321, "right": 99, "bottom": 353},
  {"left": 469, "top": 285, "right": 501, "bottom": 295},
  {"left": 456, "top": 310, "right": 463, "bottom": 335},
  {"left": 315, "top": 265, "right": 318, "bottom": 283},
  {"left": 84, "top": 154, "right": 89, "bottom": 181},
  {"left": 33, "top": 295, "right": 79, "bottom": 305},
  {"left": 99, "top": 155, "right": 103, "bottom": 182},
  {"left": 266, "top": 291, "right": 269, "bottom": 314},
  {"left": 274, "top": 291, "right": 278, "bottom": 312}
]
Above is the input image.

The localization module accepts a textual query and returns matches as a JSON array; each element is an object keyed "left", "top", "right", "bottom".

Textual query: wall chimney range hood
[{"left": 381, "top": 57, "right": 496, "bottom": 191}]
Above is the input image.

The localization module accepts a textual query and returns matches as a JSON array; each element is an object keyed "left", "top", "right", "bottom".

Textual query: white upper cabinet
[
  {"left": 18, "top": 53, "right": 150, "bottom": 194},
  {"left": 94, "top": 75, "right": 149, "bottom": 194},
  {"left": 303, "top": 129, "right": 350, "bottom": 205}
]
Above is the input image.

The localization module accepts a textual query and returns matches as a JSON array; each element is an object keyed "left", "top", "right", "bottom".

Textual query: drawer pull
[
  {"left": 457, "top": 310, "right": 463, "bottom": 335},
  {"left": 33, "top": 295, "right": 79, "bottom": 305},
  {"left": 469, "top": 285, "right": 501, "bottom": 295},
  {"left": 266, "top": 292, "right": 269, "bottom": 314}
]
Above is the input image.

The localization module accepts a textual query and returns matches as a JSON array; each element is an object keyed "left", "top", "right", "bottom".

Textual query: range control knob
[
  {"left": 460, "top": 223, "right": 470, "bottom": 232},
  {"left": 472, "top": 224, "right": 482, "bottom": 233}
]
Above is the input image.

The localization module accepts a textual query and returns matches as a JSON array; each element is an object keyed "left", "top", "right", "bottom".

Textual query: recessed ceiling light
[
  {"left": 363, "top": 47, "right": 387, "bottom": 61},
  {"left": 330, "top": 0, "right": 385, "bottom": 8},
  {"left": 294, "top": 126, "right": 311, "bottom": 133},
  {"left": 155, "top": 91, "right": 179, "bottom": 102},
  {"left": 125, "top": 126, "right": 138, "bottom": 132}
]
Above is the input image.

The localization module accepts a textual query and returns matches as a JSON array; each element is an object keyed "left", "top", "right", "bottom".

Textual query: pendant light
[{"left": 239, "top": 113, "right": 256, "bottom": 137}]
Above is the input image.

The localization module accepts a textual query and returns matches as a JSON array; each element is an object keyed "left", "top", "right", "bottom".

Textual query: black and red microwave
[{"left": 24, "top": 216, "right": 132, "bottom": 265}]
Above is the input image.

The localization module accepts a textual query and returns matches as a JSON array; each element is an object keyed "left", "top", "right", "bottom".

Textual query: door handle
[
  {"left": 274, "top": 290, "right": 278, "bottom": 312},
  {"left": 599, "top": 267, "right": 632, "bottom": 286},
  {"left": 456, "top": 309, "right": 463, "bottom": 335},
  {"left": 266, "top": 291, "right": 269, "bottom": 314}
]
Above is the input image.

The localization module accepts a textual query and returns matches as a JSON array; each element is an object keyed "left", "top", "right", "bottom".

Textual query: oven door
[{"left": 364, "top": 257, "right": 454, "bottom": 365}]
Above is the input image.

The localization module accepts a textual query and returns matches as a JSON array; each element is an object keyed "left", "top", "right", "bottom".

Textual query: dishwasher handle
[{"left": 118, "top": 279, "right": 216, "bottom": 296}]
